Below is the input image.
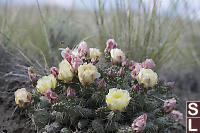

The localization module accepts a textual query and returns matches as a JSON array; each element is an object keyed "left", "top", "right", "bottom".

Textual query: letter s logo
[{"left": 188, "top": 103, "right": 198, "bottom": 116}]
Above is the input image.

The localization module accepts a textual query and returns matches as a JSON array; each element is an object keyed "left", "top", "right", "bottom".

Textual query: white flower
[{"left": 110, "top": 48, "right": 126, "bottom": 65}]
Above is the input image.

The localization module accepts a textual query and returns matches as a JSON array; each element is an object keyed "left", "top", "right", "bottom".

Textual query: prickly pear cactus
[{"left": 14, "top": 39, "right": 184, "bottom": 133}]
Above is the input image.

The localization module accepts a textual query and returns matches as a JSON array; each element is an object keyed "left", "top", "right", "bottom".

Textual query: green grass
[
  {"left": 0, "top": 0, "right": 199, "bottom": 74},
  {"left": 92, "top": 0, "right": 186, "bottom": 70}
]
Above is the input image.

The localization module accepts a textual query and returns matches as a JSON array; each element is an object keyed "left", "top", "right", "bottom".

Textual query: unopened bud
[
  {"left": 78, "top": 41, "right": 90, "bottom": 59},
  {"left": 158, "top": 77, "right": 165, "bottom": 84},
  {"left": 117, "top": 68, "right": 125, "bottom": 76},
  {"left": 61, "top": 47, "right": 72, "bottom": 59},
  {"left": 166, "top": 82, "right": 175, "bottom": 88},
  {"left": 132, "top": 85, "right": 139, "bottom": 91},
  {"left": 142, "top": 59, "right": 155, "bottom": 69},
  {"left": 69, "top": 55, "right": 83, "bottom": 72},
  {"left": 128, "top": 60, "right": 136, "bottom": 70},
  {"left": 67, "top": 87, "right": 76, "bottom": 99},
  {"left": 171, "top": 110, "right": 183, "bottom": 122},
  {"left": 50, "top": 67, "right": 59, "bottom": 79},
  {"left": 28, "top": 67, "right": 37, "bottom": 83},
  {"left": 44, "top": 88, "right": 59, "bottom": 103},
  {"left": 122, "top": 59, "right": 129, "bottom": 67},
  {"left": 131, "top": 114, "right": 147, "bottom": 132},
  {"left": 91, "top": 56, "right": 99, "bottom": 64},
  {"left": 97, "top": 78, "right": 107, "bottom": 89},
  {"left": 104, "top": 39, "right": 117, "bottom": 53},
  {"left": 131, "top": 63, "right": 142, "bottom": 80},
  {"left": 163, "top": 98, "right": 176, "bottom": 113},
  {"left": 108, "top": 69, "right": 115, "bottom": 77}
]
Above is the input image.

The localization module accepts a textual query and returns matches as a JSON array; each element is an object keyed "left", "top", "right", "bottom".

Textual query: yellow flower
[
  {"left": 36, "top": 74, "right": 57, "bottom": 94},
  {"left": 106, "top": 88, "right": 131, "bottom": 112},
  {"left": 89, "top": 48, "right": 101, "bottom": 59},
  {"left": 110, "top": 48, "right": 126, "bottom": 65},
  {"left": 58, "top": 60, "right": 74, "bottom": 82},
  {"left": 78, "top": 63, "right": 100, "bottom": 85},
  {"left": 15, "top": 88, "right": 31, "bottom": 107},
  {"left": 137, "top": 68, "right": 158, "bottom": 88}
]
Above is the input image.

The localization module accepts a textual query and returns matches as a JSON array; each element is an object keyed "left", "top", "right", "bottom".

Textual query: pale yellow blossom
[
  {"left": 137, "top": 68, "right": 158, "bottom": 88},
  {"left": 89, "top": 48, "right": 101, "bottom": 59},
  {"left": 78, "top": 63, "right": 100, "bottom": 85},
  {"left": 58, "top": 60, "right": 74, "bottom": 82},
  {"left": 110, "top": 48, "right": 125, "bottom": 65},
  {"left": 15, "top": 88, "right": 31, "bottom": 107},
  {"left": 36, "top": 74, "right": 57, "bottom": 94},
  {"left": 106, "top": 88, "right": 131, "bottom": 112}
]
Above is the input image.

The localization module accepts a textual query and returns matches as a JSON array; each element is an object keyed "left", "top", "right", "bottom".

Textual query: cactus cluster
[{"left": 14, "top": 39, "right": 183, "bottom": 133}]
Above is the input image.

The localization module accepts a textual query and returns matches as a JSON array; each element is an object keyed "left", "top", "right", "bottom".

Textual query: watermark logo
[{"left": 186, "top": 101, "right": 200, "bottom": 133}]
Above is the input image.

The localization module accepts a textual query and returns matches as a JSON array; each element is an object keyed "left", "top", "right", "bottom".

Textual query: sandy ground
[{"left": 0, "top": 45, "right": 35, "bottom": 133}]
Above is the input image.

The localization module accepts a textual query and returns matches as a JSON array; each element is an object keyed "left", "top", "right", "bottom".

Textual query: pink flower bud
[
  {"left": 61, "top": 47, "right": 72, "bottom": 59},
  {"left": 78, "top": 41, "right": 90, "bottom": 58},
  {"left": 122, "top": 59, "right": 129, "bottom": 67},
  {"left": 29, "top": 74, "right": 37, "bottom": 83},
  {"left": 65, "top": 55, "right": 72, "bottom": 63},
  {"left": 131, "top": 63, "right": 142, "bottom": 80},
  {"left": 163, "top": 98, "right": 176, "bottom": 113},
  {"left": 117, "top": 68, "right": 125, "bottom": 76},
  {"left": 128, "top": 60, "right": 136, "bottom": 70},
  {"left": 166, "top": 82, "right": 175, "bottom": 88},
  {"left": 67, "top": 87, "right": 76, "bottom": 99},
  {"left": 65, "top": 55, "right": 83, "bottom": 72},
  {"left": 97, "top": 78, "right": 107, "bottom": 89},
  {"left": 108, "top": 69, "right": 115, "bottom": 77},
  {"left": 171, "top": 110, "right": 183, "bottom": 122},
  {"left": 28, "top": 67, "right": 37, "bottom": 83},
  {"left": 44, "top": 88, "right": 59, "bottom": 103},
  {"left": 158, "top": 77, "right": 165, "bottom": 84},
  {"left": 70, "top": 55, "right": 83, "bottom": 72},
  {"left": 142, "top": 59, "right": 155, "bottom": 69},
  {"left": 50, "top": 67, "right": 59, "bottom": 78},
  {"left": 104, "top": 39, "right": 117, "bottom": 53},
  {"left": 132, "top": 85, "right": 139, "bottom": 91},
  {"left": 131, "top": 114, "right": 147, "bottom": 132},
  {"left": 91, "top": 56, "right": 99, "bottom": 64}
]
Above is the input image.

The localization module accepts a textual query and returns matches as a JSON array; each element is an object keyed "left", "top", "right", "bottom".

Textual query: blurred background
[{"left": 0, "top": 0, "right": 199, "bottom": 132}]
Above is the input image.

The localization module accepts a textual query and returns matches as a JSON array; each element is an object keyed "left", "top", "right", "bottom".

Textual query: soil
[
  {"left": 0, "top": 45, "right": 35, "bottom": 133},
  {"left": 0, "top": 44, "right": 199, "bottom": 133}
]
